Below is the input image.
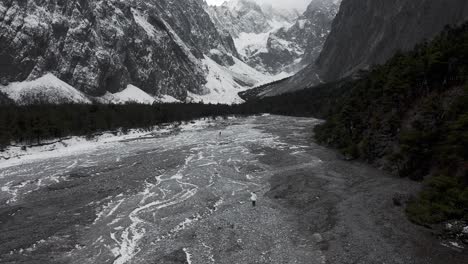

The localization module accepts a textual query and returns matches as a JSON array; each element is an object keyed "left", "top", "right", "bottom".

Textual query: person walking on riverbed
[{"left": 250, "top": 192, "right": 257, "bottom": 207}]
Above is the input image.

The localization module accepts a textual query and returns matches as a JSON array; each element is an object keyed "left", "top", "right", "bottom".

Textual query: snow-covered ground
[
  {"left": 233, "top": 20, "right": 293, "bottom": 59},
  {"left": 188, "top": 55, "right": 282, "bottom": 104},
  {"left": 234, "top": 31, "right": 272, "bottom": 57},
  {"left": 1, "top": 62, "right": 276, "bottom": 105},
  {"left": 0, "top": 73, "right": 183, "bottom": 105},
  {"left": 98, "top": 85, "right": 156, "bottom": 105},
  {"left": 0, "top": 73, "right": 91, "bottom": 105}
]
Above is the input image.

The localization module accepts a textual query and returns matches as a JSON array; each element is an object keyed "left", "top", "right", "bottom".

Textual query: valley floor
[{"left": 0, "top": 115, "right": 466, "bottom": 263}]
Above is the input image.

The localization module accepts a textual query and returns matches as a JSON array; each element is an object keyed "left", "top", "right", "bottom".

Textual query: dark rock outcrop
[{"left": 0, "top": 91, "right": 12, "bottom": 105}]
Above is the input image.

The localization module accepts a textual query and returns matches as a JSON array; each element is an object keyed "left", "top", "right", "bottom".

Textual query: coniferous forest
[
  {"left": 0, "top": 103, "right": 258, "bottom": 149},
  {"left": 1, "top": 23, "right": 467, "bottom": 226},
  {"left": 312, "top": 23, "right": 468, "bottom": 225}
]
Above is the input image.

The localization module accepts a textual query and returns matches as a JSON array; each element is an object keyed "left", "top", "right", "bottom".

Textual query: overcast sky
[{"left": 206, "top": 0, "right": 312, "bottom": 11}]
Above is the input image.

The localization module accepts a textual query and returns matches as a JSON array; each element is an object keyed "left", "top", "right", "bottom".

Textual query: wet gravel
[{"left": 0, "top": 115, "right": 466, "bottom": 264}]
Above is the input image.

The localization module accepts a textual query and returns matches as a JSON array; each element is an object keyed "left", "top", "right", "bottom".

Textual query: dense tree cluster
[
  {"left": 313, "top": 23, "right": 468, "bottom": 224},
  {"left": 0, "top": 91, "right": 12, "bottom": 105},
  {"left": 0, "top": 103, "right": 258, "bottom": 149}
]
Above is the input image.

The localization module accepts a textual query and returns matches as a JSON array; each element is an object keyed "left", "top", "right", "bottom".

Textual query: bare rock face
[
  {"left": 0, "top": 0, "right": 238, "bottom": 99},
  {"left": 257, "top": 0, "right": 339, "bottom": 75},
  {"left": 316, "top": 0, "right": 468, "bottom": 82},
  {"left": 276, "top": 0, "right": 340, "bottom": 65}
]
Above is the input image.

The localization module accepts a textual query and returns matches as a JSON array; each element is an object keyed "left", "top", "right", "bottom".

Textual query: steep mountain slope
[
  {"left": 207, "top": 0, "right": 339, "bottom": 75},
  {"left": 244, "top": 0, "right": 468, "bottom": 99},
  {"left": 317, "top": 0, "right": 468, "bottom": 82},
  {"left": 207, "top": 0, "right": 297, "bottom": 75},
  {"left": 0, "top": 0, "right": 269, "bottom": 104},
  {"left": 271, "top": 0, "right": 340, "bottom": 65},
  {"left": 239, "top": 63, "right": 321, "bottom": 99}
]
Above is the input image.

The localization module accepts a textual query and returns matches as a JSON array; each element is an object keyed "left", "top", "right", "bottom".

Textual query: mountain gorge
[
  {"left": 0, "top": 0, "right": 275, "bottom": 104},
  {"left": 244, "top": 0, "right": 468, "bottom": 98}
]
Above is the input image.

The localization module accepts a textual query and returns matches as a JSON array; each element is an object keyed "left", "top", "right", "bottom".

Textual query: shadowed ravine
[{"left": 0, "top": 115, "right": 465, "bottom": 264}]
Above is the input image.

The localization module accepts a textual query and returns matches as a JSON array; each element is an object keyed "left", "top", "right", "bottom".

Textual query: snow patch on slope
[
  {"left": 106, "top": 85, "right": 156, "bottom": 105},
  {"left": 188, "top": 54, "right": 278, "bottom": 104},
  {"left": 234, "top": 20, "right": 293, "bottom": 58},
  {"left": 99, "top": 86, "right": 181, "bottom": 105},
  {"left": 0, "top": 73, "right": 91, "bottom": 105},
  {"left": 234, "top": 31, "right": 271, "bottom": 57},
  {"left": 131, "top": 8, "right": 157, "bottom": 38},
  {"left": 157, "top": 94, "right": 180, "bottom": 103}
]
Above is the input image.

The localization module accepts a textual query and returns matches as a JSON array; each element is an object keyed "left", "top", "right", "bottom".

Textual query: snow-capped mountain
[
  {"left": 207, "top": 0, "right": 340, "bottom": 75},
  {"left": 0, "top": 0, "right": 274, "bottom": 104}
]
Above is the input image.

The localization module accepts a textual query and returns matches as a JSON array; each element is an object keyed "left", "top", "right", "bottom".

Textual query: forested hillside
[{"left": 314, "top": 24, "right": 468, "bottom": 224}]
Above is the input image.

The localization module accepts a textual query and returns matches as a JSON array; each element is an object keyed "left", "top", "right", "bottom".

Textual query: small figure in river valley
[
  {"left": 250, "top": 191, "right": 257, "bottom": 207},
  {"left": 219, "top": 131, "right": 222, "bottom": 136}
]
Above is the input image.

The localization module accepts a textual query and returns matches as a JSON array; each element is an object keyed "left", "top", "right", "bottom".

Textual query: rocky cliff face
[
  {"left": 0, "top": 0, "right": 258, "bottom": 102},
  {"left": 207, "top": 0, "right": 297, "bottom": 75},
  {"left": 317, "top": 0, "right": 468, "bottom": 82},
  {"left": 207, "top": 0, "right": 297, "bottom": 38},
  {"left": 207, "top": 0, "right": 339, "bottom": 75},
  {"left": 275, "top": 0, "right": 340, "bottom": 65}
]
